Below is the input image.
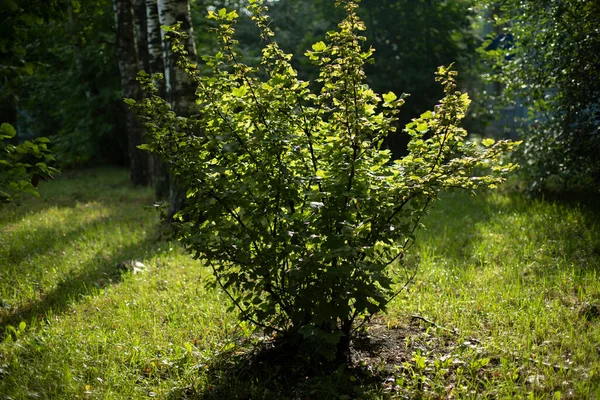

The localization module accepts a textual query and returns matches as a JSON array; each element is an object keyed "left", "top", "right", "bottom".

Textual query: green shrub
[
  {"left": 133, "top": 0, "right": 518, "bottom": 361},
  {"left": 0, "top": 122, "right": 58, "bottom": 203}
]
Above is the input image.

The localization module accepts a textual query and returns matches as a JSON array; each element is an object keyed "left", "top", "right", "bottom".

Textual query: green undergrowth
[{"left": 1, "top": 168, "right": 599, "bottom": 399}]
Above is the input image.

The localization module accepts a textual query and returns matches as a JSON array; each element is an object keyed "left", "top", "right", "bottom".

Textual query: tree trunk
[
  {"left": 133, "top": 0, "right": 150, "bottom": 72},
  {"left": 336, "top": 320, "right": 353, "bottom": 364},
  {"left": 156, "top": 0, "right": 197, "bottom": 218},
  {"left": 157, "top": 0, "right": 197, "bottom": 115},
  {"left": 145, "top": 0, "right": 169, "bottom": 200},
  {"left": 113, "top": 0, "right": 151, "bottom": 186},
  {"left": 146, "top": 0, "right": 166, "bottom": 96}
]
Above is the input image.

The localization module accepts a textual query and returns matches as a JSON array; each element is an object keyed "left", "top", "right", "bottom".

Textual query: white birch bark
[
  {"left": 156, "top": 0, "right": 198, "bottom": 216},
  {"left": 145, "top": 0, "right": 169, "bottom": 199},
  {"left": 133, "top": 0, "right": 149, "bottom": 72},
  {"left": 145, "top": 0, "right": 166, "bottom": 95},
  {"left": 156, "top": 0, "right": 197, "bottom": 115}
]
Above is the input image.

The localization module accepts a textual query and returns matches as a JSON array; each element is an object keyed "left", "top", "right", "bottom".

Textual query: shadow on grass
[
  {"left": 415, "top": 191, "right": 513, "bottom": 263},
  {"left": 535, "top": 189, "right": 600, "bottom": 213},
  {"left": 168, "top": 319, "right": 471, "bottom": 400},
  {"left": 170, "top": 341, "right": 384, "bottom": 400},
  {"left": 0, "top": 233, "right": 162, "bottom": 339}
]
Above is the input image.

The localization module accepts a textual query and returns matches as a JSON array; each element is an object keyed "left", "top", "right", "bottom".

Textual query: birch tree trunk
[
  {"left": 145, "top": 0, "right": 169, "bottom": 200},
  {"left": 113, "top": 0, "right": 150, "bottom": 186},
  {"left": 157, "top": 0, "right": 197, "bottom": 115},
  {"left": 146, "top": 0, "right": 166, "bottom": 96},
  {"left": 133, "top": 0, "right": 150, "bottom": 72},
  {"left": 157, "top": 0, "right": 197, "bottom": 218}
]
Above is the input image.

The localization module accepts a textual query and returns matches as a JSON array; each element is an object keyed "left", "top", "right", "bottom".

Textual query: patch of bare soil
[{"left": 349, "top": 316, "right": 476, "bottom": 398}]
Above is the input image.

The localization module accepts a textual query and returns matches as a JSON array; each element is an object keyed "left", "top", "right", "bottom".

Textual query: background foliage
[
  {"left": 480, "top": 0, "right": 600, "bottom": 192},
  {"left": 1, "top": 0, "right": 128, "bottom": 168},
  {"left": 2, "top": 0, "right": 486, "bottom": 172}
]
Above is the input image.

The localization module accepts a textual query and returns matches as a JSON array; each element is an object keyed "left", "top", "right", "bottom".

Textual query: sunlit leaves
[
  {"left": 135, "top": 0, "right": 518, "bottom": 359},
  {"left": 312, "top": 41, "right": 327, "bottom": 52},
  {"left": 482, "top": 138, "right": 495, "bottom": 147},
  {"left": 382, "top": 91, "right": 397, "bottom": 103}
]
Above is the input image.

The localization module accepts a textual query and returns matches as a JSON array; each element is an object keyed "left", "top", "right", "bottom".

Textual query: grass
[
  {"left": 389, "top": 191, "right": 600, "bottom": 398},
  {"left": 1, "top": 168, "right": 599, "bottom": 399}
]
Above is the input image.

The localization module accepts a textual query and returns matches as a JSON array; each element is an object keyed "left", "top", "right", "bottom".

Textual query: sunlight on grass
[
  {"left": 390, "top": 191, "right": 600, "bottom": 397},
  {"left": 0, "top": 169, "right": 235, "bottom": 398},
  {"left": 1, "top": 170, "right": 599, "bottom": 399},
  {"left": 0, "top": 202, "right": 115, "bottom": 302}
]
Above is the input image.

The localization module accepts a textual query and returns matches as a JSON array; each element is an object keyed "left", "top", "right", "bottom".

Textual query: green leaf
[
  {"left": 315, "top": 169, "right": 327, "bottom": 178},
  {"left": 226, "top": 10, "right": 239, "bottom": 21},
  {"left": 183, "top": 342, "right": 193, "bottom": 353},
  {"left": 0, "top": 123, "right": 17, "bottom": 139},
  {"left": 416, "top": 122, "right": 428, "bottom": 132},
  {"left": 311, "top": 41, "right": 327, "bottom": 52},
  {"left": 186, "top": 188, "right": 197, "bottom": 198},
  {"left": 71, "top": 0, "right": 81, "bottom": 13},
  {"left": 5, "top": 0, "right": 18, "bottom": 11},
  {"left": 22, "top": 63, "right": 35, "bottom": 76},
  {"left": 383, "top": 91, "right": 397, "bottom": 103},
  {"left": 420, "top": 110, "right": 434, "bottom": 119},
  {"left": 231, "top": 86, "right": 248, "bottom": 97},
  {"left": 482, "top": 138, "right": 495, "bottom": 147}
]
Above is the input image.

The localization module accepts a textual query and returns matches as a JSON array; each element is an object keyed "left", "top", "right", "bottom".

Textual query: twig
[
  {"left": 410, "top": 314, "right": 457, "bottom": 334},
  {"left": 207, "top": 260, "right": 283, "bottom": 334}
]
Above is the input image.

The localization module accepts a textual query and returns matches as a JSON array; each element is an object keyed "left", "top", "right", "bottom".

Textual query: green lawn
[{"left": 1, "top": 168, "right": 599, "bottom": 399}]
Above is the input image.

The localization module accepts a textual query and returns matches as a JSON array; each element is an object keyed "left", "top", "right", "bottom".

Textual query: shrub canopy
[{"left": 134, "top": 0, "right": 518, "bottom": 359}]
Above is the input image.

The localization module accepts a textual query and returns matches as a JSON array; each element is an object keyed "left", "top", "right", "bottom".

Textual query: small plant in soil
[{"left": 133, "top": 0, "right": 518, "bottom": 362}]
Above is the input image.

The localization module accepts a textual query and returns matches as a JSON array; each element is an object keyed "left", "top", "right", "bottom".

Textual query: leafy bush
[
  {"left": 134, "top": 0, "right": 518, "bottom": 360},
  {"left": 0, "top": 123, "right": 58, "bottom": 203}
]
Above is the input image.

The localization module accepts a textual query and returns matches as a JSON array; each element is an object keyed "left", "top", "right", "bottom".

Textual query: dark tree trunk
[
  {"left": 336, "top": 320, "right": 353, "bottom": 364},
  {"left": 0, "top": 96, "right": 17, "bottom": 131},
  {"left": 157, "top": 0, "right": 197, "bottom": 219},
  {"left": 113, "top": 0, "right": 151, "bottom": 186}
]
